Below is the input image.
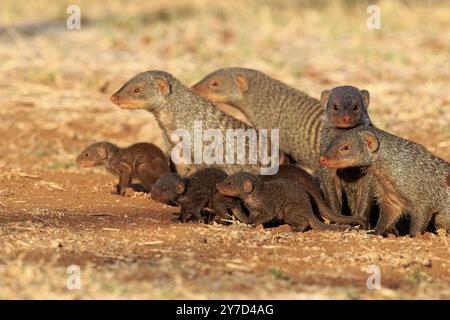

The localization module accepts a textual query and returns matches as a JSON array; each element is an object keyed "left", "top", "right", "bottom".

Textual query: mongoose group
[{"left": 75, "top": 68, "right": 449, "bottom": 236}]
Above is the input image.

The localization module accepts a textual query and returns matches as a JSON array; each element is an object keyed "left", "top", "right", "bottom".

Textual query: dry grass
[{"left": 0, "top": 0, "right": 449, "bottom": 299}]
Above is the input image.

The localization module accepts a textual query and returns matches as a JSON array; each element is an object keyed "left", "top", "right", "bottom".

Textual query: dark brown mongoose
[
  {"left": 320, "top": 127, "right": 450, "bottom": 236},
  {"left": 111, "top": 70, "right": 280, "bottom": 176},
  {"left": 319, "top": 86, "right": 375, "bottom": 226},
  {"left": 263, "top": 164, "right": 365, "bottom": 226},
  {"left": 152, "top": 168, "right": 246, "bottom": 222},
  {"left": 76, "top": 142, "right": 170, "bottom": 196},
  {"left": 191, "top": 67, "right": 324, "bottom": 172},
  {"left": 216, "top": 172, "right": 356, "bottom": 232}
]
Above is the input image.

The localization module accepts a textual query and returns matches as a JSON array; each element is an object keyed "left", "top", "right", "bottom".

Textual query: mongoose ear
[
  {"left": 360, "top": 89, "right": 370, "bottom": 108},
  {"left": 361, "top": 132, "right": 379, "bottom": 153},
  {"left": 97, "top": 147, "right": 108, "bottom": 160},
  {"left": 154, "top": 77, "right": 171, "bottom": 96},
  {"left": 175, "top": 181, "right": 185, "bottom": 195},
  {"left": 243, "top": 179, "right": 253, "bottom": 193},
  {"left": 320, "top": 90, "right": 331, "bottom": 108},
  {"left": 234, "top": 74, "right": 248, "bottom": 92}
]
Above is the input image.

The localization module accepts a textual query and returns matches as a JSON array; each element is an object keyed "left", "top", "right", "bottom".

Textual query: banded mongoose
[
  {"left": 320, "top": 127, "right": 450, "bottom": 236},
  {"left": 216, "top": 172, "right": 356, "bottom": 232},
  {"left": 264, "top": 164, "right": 365, "bottom": 226},
  {"left": 152, "top": 168, "right": 246, "bottom": 222},
  {"left": 191, "top": 67, "right": 324, "bottom": 172},
  {"left": 76, "top": 142, "right": 170, "bottom": 196},
  {"left": 319, "top": 86, "right": 375, "bottom": 226},
  {"left": 111, "top": 70, "right": 279, "bottom": 176}
]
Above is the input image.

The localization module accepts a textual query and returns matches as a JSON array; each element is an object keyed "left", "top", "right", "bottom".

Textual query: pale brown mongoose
[
  {"left": 76, "top": 142, "right": 170, "bottom": 195},
  {"left": 263, "top": 164, "right": 365, "bottom": 226},
  {"left": 111, "top": 70, "right": 280, "bottom": 176},
  {"left": 191, "top": 67, "right": 323, "bottom": 172},
  {"left": 319, "top": 86, "right": 375, "bottom": 227},
  {"left": 152, "top": 168, "right": 246, "bottom": 222},
  {"left": 216, "top": 172, "right": 356, "bottom": 232},
  {"left": 320, "top": 127, "right": 450, "bottom": 236}
]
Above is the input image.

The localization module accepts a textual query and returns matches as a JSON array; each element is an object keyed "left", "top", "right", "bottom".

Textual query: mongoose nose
[
  {"left": 319, "top": 156, "right": 328, "bottom": 164},
  {"left": 342, "top": 115, "right": 351, "bottom": 123},
  {"left": 111, "top": 95, "right": 119, "bottom": 104}
]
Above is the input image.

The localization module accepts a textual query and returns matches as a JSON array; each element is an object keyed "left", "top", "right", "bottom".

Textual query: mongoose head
[
  {"left": 319, "top": 130, "right": 379, "bottom": 168},
  {"left": 111, "top": 71, "right": 173, "bottom": 111},
  {"left": 321, "top": 86, "right": 370, "bottom": 128},
  {"left": 216, "top": 172, "right": 262, "bottom": 198},
  {"left": 76, "top": 142, "right": 117, "bottom": 167},
  {"left": 152, "top": 173, "right": 185, "bottom": 203},
  {"left": 191, "top": 68, "right": 249, "bottom": 106}
]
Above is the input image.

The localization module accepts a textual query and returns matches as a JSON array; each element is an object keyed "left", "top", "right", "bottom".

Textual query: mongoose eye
[
  {"left": 353, "top": 104, "right": 359, "bottom": 111},
  {"left": 339, "top": 145, "right": 350, "bottom": 152},
  {"left": 333, "top": 104, "right": 339, "bottom": 111},
  {"left": 227, "top": 181, "right": 232, "bottom": 186},
  {"left": 134, "top": 88, "right": 141, "bottom": 93},
  {"left": 85, "top": 153, "right": 89, "bottom": 157},
  {"left": 209, "top": 81, "right": 219, "bottom": 88}
]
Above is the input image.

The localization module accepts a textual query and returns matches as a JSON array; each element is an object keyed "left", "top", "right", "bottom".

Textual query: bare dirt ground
[{"left": 0, "top": 0, "right": 449, "bottom": 299}]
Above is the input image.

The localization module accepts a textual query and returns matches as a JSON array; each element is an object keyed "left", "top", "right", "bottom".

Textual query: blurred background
[{"left": 0, "top": 0, "right": 449, "bottom": 170}]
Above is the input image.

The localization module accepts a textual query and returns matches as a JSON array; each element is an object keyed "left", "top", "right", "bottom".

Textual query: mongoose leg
[
  {"left": 136, "top": 162, "right": 161, "bottom": 192},
  {"left": 282, "top": 209, "right": 309, "bottom": 232},
  {"left": 210, "top": 194, "right": 233, "bottom": 220},
  {"left": 178, "top": 207, "right": 189, "bottom": 222},
  {"left": 249, "top": 210, "right": 273, "bottom": 226},
  {"left": 116, "top": 163, "right": 133, "bottom": 196},
  {"left": 375, "top": 204, "right": 403, "bottom": 236},
  {"left": 433, "top": 211, "right": 450, "bottom": 233},
  {"left": 409, "top": 212, "right": 432, "bottom": 237},
  {"left": 185, "top": 197, "right": 210, "bottom": 222},
  {"left": 319, "top": 168, "right": 343, "bottom": 217}
]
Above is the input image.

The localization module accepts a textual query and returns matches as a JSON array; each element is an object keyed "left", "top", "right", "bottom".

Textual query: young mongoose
[
  {"left": 319, "top": 86, "right": 375, "bottom": 226},
  {"left": 76, "top": 142, "right": 170, "bottom": 196},
  {"left": 216, "top": 172, "right": 356, "bottom": 232},
  {"left": 264, "top": 164, "right": 365, "bottom": 227},
  {"left": 320, "top": 127, "right": 450, "bottom": 236},
  {"left": 191, "top": 67, "right": 324, "bottom": 172},
  {"left": 152, "top": 168, "right": 246, "bottom": 222},
  {"left": 111, "top": 70, "right": 279, "bottom": 176}
]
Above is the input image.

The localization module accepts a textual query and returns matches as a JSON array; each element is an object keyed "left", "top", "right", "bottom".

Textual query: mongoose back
[
  {"left": 319, "top": 86, "right": 375, "bottom": 226},
  {"left": 191, "top": 67, "right": 323, "bottom": 172},
  {"left": 321, "top": 127, "right": 450, "bottom": 236},
  {"left": 111, "top": 70, "right": 279, "bottom": 176},
  {"left": 152, "top": 168, "right": 245, "bottom": 222},
  {"left": 264, "top": 164, "right": 365, "bottom": 226},
  {"left": 216, "top": 172, "right": 356, "bottom": 232},
  {"left": 76, "top": 142, "right": 170, "bottom": 195}
]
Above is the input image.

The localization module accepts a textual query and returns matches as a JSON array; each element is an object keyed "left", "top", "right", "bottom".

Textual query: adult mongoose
[
  {"left": 191, "top": 67, "right": 323, "bottom": 172},
  {"left": 76, "top": 142, "right": 170, "bottom": 196},
  {"left": 216, "top": 172, "right": 357, "bottom": 232},
  {"left": 264, "top": 164, "right": 365, "bottom": 227},
  {"left": 320, "top": 127, "right": 450, "bottom": 236},
  {"left": 152, "top": 168, "right": 246, "bottom": 222},
  {"left": 111, "top": 70, "right": 280, "bottom": 176},
  {"left": 319, "top": 86, "right": 375, "bottom": 226}
]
